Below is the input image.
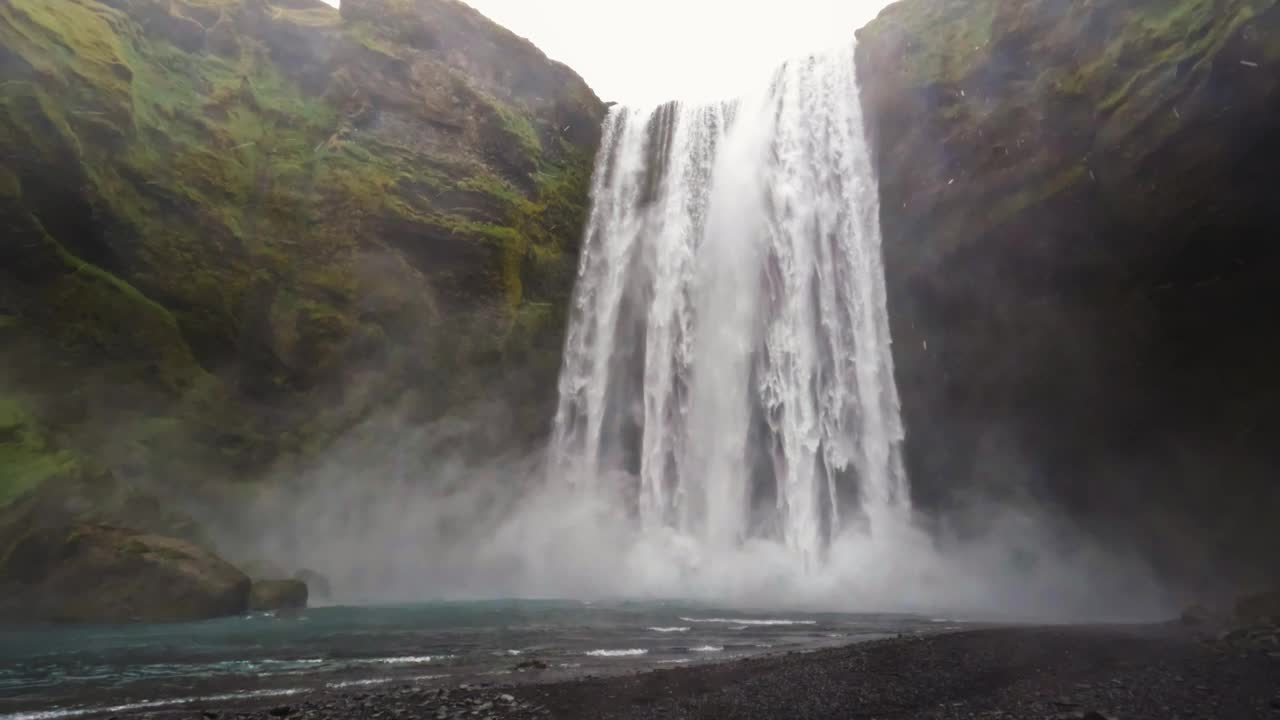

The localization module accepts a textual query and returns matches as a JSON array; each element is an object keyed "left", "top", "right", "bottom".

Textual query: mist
[
  {"left": 200, "top": 33, "right": 1179, "bottom": 624},
  {"left": 202, "top": 393, "right": 1172, "bottom": 622}
]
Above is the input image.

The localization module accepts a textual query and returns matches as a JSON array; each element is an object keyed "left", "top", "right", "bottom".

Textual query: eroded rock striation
[{"left": 858, "top": 0, "right": 1280, "bottom": 589}]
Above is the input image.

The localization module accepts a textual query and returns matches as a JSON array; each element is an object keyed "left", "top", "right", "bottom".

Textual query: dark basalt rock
[
  {"left": 0, "top": 524, "right": 250, "bottom": 623},
  {"left": 249, "top": 579, "right": 309, "bottom": 611},
  {"left": 858, "top": 0, "right": 1280, "bottom": 590}
]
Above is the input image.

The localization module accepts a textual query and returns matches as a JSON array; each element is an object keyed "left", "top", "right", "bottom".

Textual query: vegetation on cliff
[{"left": 0, "top": 0, "right": 604, "bottom": 549}]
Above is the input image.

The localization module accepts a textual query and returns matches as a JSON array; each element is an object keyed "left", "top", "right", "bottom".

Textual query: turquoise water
[{"left": 0, "top": 600, "right": 964, "bottom": 719}]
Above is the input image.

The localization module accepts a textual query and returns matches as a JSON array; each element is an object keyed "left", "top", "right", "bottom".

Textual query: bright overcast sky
[{"left": 322, "top": 1, "right": 894, "bottom": 105}]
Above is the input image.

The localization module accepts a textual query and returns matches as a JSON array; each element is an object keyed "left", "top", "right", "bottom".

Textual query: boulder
[
  {"left": 249, "top": 579, "right": 309, "bottom": 611},
  {"left": 0, "top": 525, "right": 249, "bottom": 623}
]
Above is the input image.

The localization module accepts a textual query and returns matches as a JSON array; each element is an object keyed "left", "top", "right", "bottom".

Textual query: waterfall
[{"left": 549, "top": 44, "right": 907, "bottom": 570}]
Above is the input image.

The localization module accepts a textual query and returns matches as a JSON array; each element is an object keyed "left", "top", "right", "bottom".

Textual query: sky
[{"left": 321, "top": 0, "right": 895, "bottom": 105}]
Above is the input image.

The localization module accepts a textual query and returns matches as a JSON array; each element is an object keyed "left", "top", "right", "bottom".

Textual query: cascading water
[
  {"left": 550, "top": 43, "right": 908, "bottom": 571},
  {"left": 241, "top": 45, "right": 1172, "bottom": 619}
]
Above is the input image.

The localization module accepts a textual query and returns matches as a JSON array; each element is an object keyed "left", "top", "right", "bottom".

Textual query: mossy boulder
[
  {"left": 249, "top": 578, "right": 308, "bottom": 611},
  {"left": 857, "top": 0, "right": 1280, "bottom": 587},
  {"left": 0, "top": 524, "right": 250, "bottom": 623}
]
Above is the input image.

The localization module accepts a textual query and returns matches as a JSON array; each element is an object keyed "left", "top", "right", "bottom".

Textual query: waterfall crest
[{"left": 549, "top": 44, "right": 908, "bottom": 568}]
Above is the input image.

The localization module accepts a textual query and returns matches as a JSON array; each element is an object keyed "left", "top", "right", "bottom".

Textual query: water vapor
[{"left": 213, "top": 42, "right": 1175, "bottom": 624}]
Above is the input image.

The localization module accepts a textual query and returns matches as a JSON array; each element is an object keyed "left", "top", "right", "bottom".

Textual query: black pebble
[{"left": 268, "top": 706, "right": 293, "bottom": 718}]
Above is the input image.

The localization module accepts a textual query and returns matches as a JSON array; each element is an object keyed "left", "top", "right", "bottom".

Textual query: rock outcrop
[
  {"left": 0, "top": 0, "right": 604, "bottom": 531},
  {"left": 858, "top": 0, "right": 1280, "bottom": 588},
  {"left": 249, "top": 578, "right": 309, "bottom": 611},
  {"left": 0, "top": 524, "right": 250, "bottom": 622}
]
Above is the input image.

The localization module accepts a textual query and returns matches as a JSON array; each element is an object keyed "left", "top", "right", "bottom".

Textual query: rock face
[
  {"left": 0, "top": 0, "right": 605, "bottom": 506},
  {"left": 249, "top": 578, "right": 309, "bottom": 610},
  {"left": 0, "top": 525, "right": 250, "bottom": 622},
  {"left": 857, "top": 0, "right": 1280, "bottom": 588}
]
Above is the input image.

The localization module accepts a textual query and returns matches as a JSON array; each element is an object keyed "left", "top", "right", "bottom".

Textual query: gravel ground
[{"left": 133, "top": 625, "right": 1280, "bottom": 720}]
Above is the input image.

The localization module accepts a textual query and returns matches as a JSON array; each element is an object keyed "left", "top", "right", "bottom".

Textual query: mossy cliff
[
  {"left": 0, "top": 0, "right": 604, "bottom": 520},
  {"left": 857, "top": 0, "right": 1280, "bottom": 589}
]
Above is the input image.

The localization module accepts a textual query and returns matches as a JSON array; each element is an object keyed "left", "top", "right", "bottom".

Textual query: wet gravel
[{"left": 130, "top": 625, "right": 1280, "bottom": 719}]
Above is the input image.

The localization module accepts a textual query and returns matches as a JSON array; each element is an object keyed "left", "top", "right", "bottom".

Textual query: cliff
[
  {"left": 0, "top": 0, "right": 604, "bottom": 527},
  {"left": 858, "top": 0, "right": 1280, "bottom": 590}
]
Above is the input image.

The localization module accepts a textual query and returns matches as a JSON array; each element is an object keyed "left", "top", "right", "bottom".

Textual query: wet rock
[
  {"left": 856, "top": 0, "right": 1280, "bottom": 590},
  {"left": 249, "top": 579, "right": 308, "bottom": 611},
  {"left": 514, "top": 659, "right": 549, "bottom": 671},
  {"left": 267, "top": 706, "right": 292, "bottom": 717},
  {"left": 0, "top": 525, "right": 249, "bottom": 623}
]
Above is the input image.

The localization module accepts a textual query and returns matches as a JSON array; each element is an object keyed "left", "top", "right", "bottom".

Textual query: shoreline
[{"left": 67, "top": 624, "right": 1280, "bottom": 720}]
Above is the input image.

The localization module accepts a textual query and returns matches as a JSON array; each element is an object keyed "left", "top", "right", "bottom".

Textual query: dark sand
[{"left": 134, "top": 625, "right": 1280, "bottom": 720}]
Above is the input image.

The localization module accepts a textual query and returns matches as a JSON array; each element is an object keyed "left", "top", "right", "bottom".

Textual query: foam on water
[
  {"left": 371, "top": 655, "right": 454, "bottom": 665},
  {"left": 0, "top": 688, "right": 308, "bottom": 720},
  {"left": 327, "top": 674, "right": 448, "bottom": 689},
  {"left": 679, "top": 617, "right": 818, "bottom": 626}
]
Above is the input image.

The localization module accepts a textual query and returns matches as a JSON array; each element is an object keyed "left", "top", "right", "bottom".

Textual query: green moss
[
  {"left": 0, "top": 167, "right": 21, "bottom": 199},
  {"left": 0, "top": 0, "right": 603, "bottom": 493},
  {"left": 348, "top": 20, "right": 403, "bottom": 58},
  {"left": 502, "top": 301, "right": 553, "bottom": 356},
  {"left": 0, "top": 399, "right": 80, "bottom": 508},
  {"left": 265, "top": 1, "right": 342, "bottom": 28},
  {"left": 490, "top": 99, "right": 543, "bottom": 161},
  {"left": 1094, "top": 1, "right": 1255, "bottom": 116},
  {"left": 458, "top": 174, "right": 530, "bottom": 208},
  {"left": 988, "top": 164, "right": 1086, "bottom": 229},
  {"left": 868, "top": 0, "right": 997, "bottom": 85},
  {"left": 865, "top": 0, "right": 1266, "bottom": 100}
]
